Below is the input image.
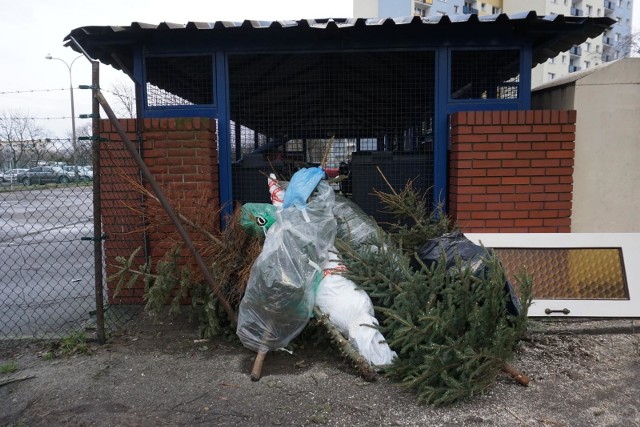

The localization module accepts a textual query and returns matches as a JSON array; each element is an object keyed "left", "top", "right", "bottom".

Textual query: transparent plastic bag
[
  {"left": 237, "top": 180, "right": 337, "bottom": 352},
  {"left": 332, "top": 194, "right": 378, "bottom": 249}
]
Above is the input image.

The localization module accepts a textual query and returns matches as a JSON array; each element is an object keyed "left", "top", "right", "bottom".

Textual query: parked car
[
  {"left": 61, "top": 165, "right": 92, "bottom": 181},
  {"left": 78, "top": 166, "right": 93, "bottom": 181},
  {"left": 0, "top": 168, "right": 28, "bottom": 183},
  {"left": 18, "top": 166, "right": 71, "bottom": 185}
]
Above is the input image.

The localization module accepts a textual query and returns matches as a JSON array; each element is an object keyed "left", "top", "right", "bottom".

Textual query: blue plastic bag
[{"left": 282, "top": 166, "right": 325, "bottom": 210}]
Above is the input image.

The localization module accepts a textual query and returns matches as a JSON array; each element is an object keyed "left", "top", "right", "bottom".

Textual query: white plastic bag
[{"left": 315, "top": 250, "right": 397, "bottom": 366}]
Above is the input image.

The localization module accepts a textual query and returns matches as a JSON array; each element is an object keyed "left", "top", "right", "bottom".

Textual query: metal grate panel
[
  {"left": 228, "top": 51, "right": 436, "bottom": 219},
  {"left": 451, "top": 49, "right": 520, "bottom": 100},
  {"left": 145, "top": 55, "right": 214, "bottom": 107}
]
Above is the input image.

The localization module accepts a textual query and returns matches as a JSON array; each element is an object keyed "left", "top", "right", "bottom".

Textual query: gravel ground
[{"left": 1, "top": 314, "right": 639, "bottom": 427}]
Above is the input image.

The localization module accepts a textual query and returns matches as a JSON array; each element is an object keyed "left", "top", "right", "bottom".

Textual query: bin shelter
[{"left": 65, "top": 12, "right": 613, "bottom": 221}]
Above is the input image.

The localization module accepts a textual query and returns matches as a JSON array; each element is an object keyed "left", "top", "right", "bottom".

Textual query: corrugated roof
[{"left": 65, "top": 13, "right": 614, "bottom": 76}]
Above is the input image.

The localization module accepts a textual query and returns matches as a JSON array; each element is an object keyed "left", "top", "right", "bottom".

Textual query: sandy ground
[{"left": 1, "top": 314, "right": 639, "bottom": 427}]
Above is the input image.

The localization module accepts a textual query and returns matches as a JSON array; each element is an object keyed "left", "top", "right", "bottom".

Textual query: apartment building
[{"left": 352, "top": 0, "right": 634, "bottom": 87}]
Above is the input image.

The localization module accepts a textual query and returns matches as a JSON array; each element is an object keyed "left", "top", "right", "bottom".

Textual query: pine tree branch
[{"left": 313, "top": 307, "right": 377, "bottom": 382}]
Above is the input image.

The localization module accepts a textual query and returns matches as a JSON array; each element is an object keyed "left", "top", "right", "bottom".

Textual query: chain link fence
[{"left": 0, "top": 136, "right": 139, "bottom": 340}]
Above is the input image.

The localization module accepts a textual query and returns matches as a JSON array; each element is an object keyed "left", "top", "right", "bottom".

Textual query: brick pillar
[
  {"left": 99, "top": 117, "right": 219, "bottom": 303},
  {"left": 449, "top": 110, "right": 575, "bottom": 233}
]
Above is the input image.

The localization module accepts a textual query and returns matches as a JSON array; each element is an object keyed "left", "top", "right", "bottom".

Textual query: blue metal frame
[
  {"left": 142, "top": 53, "right": 217, "bottom": 118},
  {"left": 134, "top": 40, "right": 535, "bottom": 221},
  {"left": 214, "top": 52, "right": 233, "bottom": 222}
]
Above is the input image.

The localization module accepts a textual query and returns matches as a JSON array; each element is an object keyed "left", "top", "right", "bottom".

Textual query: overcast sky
[{"left": 0, "top": 0, "right": 638, "bottom": 139}]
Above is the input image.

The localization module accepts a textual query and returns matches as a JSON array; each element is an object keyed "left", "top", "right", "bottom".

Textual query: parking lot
[{"left": 0, "top": 183, "right": 96, "bottom": 338}]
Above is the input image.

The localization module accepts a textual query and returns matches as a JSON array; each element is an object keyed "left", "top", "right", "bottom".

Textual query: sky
[
  {"left": 0, "top": 0, "right": 638, "bottom": 139},
  {"left": 0, "top": 0, "right": 352, "bottom": 139}
]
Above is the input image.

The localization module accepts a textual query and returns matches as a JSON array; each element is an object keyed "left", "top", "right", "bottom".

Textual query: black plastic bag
[{"left": 412, "top": 231, "right": 521, "bottom": 316}]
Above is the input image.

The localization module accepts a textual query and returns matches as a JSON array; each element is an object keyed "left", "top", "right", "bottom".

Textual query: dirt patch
[{"left": 1, "top": 314, "right": 639, "bottom": 426}]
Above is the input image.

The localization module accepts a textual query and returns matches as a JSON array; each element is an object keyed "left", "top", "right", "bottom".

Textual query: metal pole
[
  {"left": 46, "top": 54, "right": 81, "bottom": 175},
  {"left": 91, "top": 62, "right": 106, "bottom": 344},
  {"left": 95, "top": 90, "right": 237, "bottom": 326}
]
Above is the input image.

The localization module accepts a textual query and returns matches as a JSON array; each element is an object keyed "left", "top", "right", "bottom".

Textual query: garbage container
[{"left": 350, "top": 151, "right": 434, "bottom": 225}]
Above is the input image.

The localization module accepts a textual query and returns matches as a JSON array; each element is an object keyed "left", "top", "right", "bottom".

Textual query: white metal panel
[{"left": 465, "top": 233, "right": 640, "bottom": 317}]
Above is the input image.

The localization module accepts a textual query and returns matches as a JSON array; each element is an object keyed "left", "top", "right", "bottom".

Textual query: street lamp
[{"left": 45, "top": 54, "right": 82, "bottom": 172}]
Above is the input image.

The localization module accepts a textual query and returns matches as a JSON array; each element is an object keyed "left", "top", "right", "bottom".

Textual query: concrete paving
[{"left": 0, "top": 184, "right": 96, "bottom": 338}]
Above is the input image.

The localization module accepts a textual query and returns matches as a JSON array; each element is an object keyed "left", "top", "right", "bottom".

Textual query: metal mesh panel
[
  {"left": 228, "top": 51, "right": 436, "bottom": 222},
  {"left": 145, "top": 55, "right": 214, "bottom": 107},
  {"left": 495, "top": 248, "right": 629, "bottom": 300},
  {"left": 451, "top": 50, "right": 520, "bottom": 100},
  {"left": 0, "top": 140, "right": 99, "bottom": 339}
]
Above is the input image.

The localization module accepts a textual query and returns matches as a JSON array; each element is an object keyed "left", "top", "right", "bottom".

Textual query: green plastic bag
[{"left": 239, "top": 203, "right": 277, "bottom": 237}]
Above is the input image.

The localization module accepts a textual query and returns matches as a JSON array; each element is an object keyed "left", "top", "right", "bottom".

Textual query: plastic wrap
[
  {"left": 316, "top": 250, "right": 397, "bottom": 366},
  {"left": 237, "top": 180, "right": 337, "bottom": 352},
  {"left": 332, "top": 194, "right": 378, "bottom": 249}
]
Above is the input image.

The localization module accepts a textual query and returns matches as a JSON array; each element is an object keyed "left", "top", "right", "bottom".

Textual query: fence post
[{"left": 91, "top": 61, "right": 106, "bottom": 344}]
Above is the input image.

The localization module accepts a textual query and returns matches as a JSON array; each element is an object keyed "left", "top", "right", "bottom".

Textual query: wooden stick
[
  {"left": 502, "top": 363, "right": 530, "bottom": 386},
  {"left": 0, "top": 375, "right": 35, "bottom": 388},
  {"left": 250, "top": 351, "right": 267, "bottom": 382}
]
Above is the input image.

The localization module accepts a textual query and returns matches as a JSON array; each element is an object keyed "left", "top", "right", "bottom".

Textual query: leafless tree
[
  {"left": 612, "top": 32, "right": 640, "bottom": 59},
  {"left": 75, "top": 123, "right": 94, "bottom": 166},
  {"left": 0, "top": 111, "right": 47, "bottom": 169},
  {"left": 108, "top": 79, "right": 136, "bottom": 119}
]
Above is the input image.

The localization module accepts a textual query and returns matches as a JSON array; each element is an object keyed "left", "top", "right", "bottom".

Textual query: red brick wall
[
  {"left": 449, "top": 110, "right": 575, "bottom": 233},
  {"left": 99, "top": 117, "right": 219, "bottom": 303}
]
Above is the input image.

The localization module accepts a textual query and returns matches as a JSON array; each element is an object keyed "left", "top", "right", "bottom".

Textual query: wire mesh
[
  {"left": 0, "top": 134, "right": 141, "bottom": 339},
  {"left": 451, "top": 49, "right": 520, "bottom": 100},
  {"left": 228, "top": 51, "right": 436, "bottom": 223},
  {"left": 145, "top": 55, "right": 214, "bottom": 107},
  {"left": 0, "top": 139, "right": 97, "bottom": 339}
]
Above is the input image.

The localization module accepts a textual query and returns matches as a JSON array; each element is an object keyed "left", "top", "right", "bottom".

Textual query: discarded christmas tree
[{"left": 335, "top": 180, "right": 532, "bottom": 406}]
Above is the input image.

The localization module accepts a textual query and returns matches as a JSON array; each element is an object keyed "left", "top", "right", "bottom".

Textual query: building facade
[{"left": 352, "top": 0, "right": 634, "bottom": 87}]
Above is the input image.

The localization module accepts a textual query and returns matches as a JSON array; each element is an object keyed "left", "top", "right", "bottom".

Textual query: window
[
  {"left": 586, "top": 42, "right": 592, "bottom": 52},
  {"left": 480, "top": 3, "right": 486, "bottom": 11},
  {"left": 596, "top": 45, "right": 601, "bottom": 53},
  {"left": 548, "top": 72, "right": 556, "bottom": 81},
  {"left": 454, "top": 5, "right": 459, "bottom": 13},
  {"left": 584, "top": 61, "right": 591, "bottom": 68},
  {"left": 548, "top": 57, "right": 556, "bottom": 64},
  {"left": 562, "top": 55, "right": 567, "bottom": 64},
  {"left": 492, "top": 6, "right": 500, "bottom": 13},
  {"left": 616, "top": 33, "right": 621, "bottom": 41},
  {"left": 586, "top": 5, "right": 592, "bottom": 15},
  {"left": 597, "top": 8, "right": 601, "bottom": 16}
]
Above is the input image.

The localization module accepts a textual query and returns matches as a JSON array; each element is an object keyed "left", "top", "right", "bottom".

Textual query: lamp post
[{"left": 45, "top": 54, "right": 82, "bottom": 172}]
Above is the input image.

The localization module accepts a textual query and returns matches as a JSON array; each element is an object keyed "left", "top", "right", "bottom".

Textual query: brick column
[
  {"left": 449, "top": 110, "right": 575, "bottom": 233},
  {"left": 99, "top": 117, "right": 219, "bottom": 303}
]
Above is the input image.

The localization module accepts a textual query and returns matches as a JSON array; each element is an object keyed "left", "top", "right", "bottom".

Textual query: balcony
[
  {"left": 604, "top": 1, "right": 615, "bottom": 15},
  {"left": 570, "top": 46, "right": 582, "bottom": 56},
  {"left": 569, "top": 65, "right": 581, "bottom": 72},
  {"left": 463, "top": 5, "right": 478, "bottom": 14},
  {"left": 570, "top": 7, "right": 584, "bottom": 16}
]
